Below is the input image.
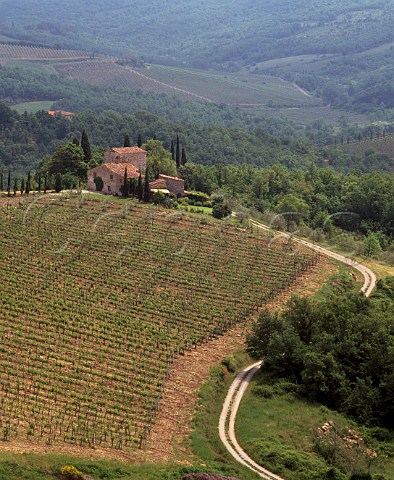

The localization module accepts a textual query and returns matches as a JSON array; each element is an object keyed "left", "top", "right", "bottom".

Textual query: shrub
[
  {"left": 212, "top": 203, "right": 230, "bottom": 219},
  {"left": 272, "top": 380, "right": 299, "bottom": 395},
  {"left": 221, "top": 356, "right": 236, "bottom": 373},
  {"left": 349, "top": 473, "right": 372, "bottom": 480},
  {"left": 253, "top": 385, "right": 275, "bottom": 398},
  {"left": 60, "top": 465, "right": 84, "bottom": 479}
]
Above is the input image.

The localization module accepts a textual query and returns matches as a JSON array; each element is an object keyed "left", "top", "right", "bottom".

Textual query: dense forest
[
  {"left": 1, "top": 101, "right": 392, "bottom": 178},
  {"left": 247, "top": 279, "right": 394, "bottom": 430}
]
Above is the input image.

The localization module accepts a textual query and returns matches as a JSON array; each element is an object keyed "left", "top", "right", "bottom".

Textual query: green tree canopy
[
  {"left": 247, "top": 286, "right": 394, "bottom": 428},
  {"left": 42, "top": 142, "right": 86, "bottom": 179},
  {"left": 143, "top": 139, "right": 177, "bottom": 178}
]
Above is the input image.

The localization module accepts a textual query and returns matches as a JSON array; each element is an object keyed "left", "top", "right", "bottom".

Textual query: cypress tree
[
  {"left": 13, "top": 178, "right": 17, "bottom": 196},
  {"left": 130, "top": 178, "right": 136, "bottom": 197},
  {"left": 7, "top": 171, "right": 11, "bottom": 197},
  {"left": 153, "top": 134, "right": 156, "bottom": 140},
  {"left": 137, "top": 172, "right": 143, "bottom": 201},
  {"left": 0, "top": 173, "right": 3, "bottom": 192},
  {"left": 20, "top": 178, "right": 25, "bottom": 195},
  {"left": 55, "top": 173, "right": 62, "bottom": 193},
  {"left": 170, "top": 140, "right": 175, "bottom": 160},
  {"left": 124, "top": 134, "right": 131, "bottom": 147},
  {"left": 176, "top": 135, "right": 180, "bottom": 168},
  {"left": 143, "top": 166, "right": 151, "bottom": 202},
  {"left": 181, "top": 147, "right": 187, "bottom": 165},
  {"left": 81, "top": 129, "right": 91, "bottom": 162},
  {"left": 122, "top": 167, "right": 129, "bottom": 197},
  {"left": 137, "top": 134, "right": 142, "bottom": 148},
  {"left": 25, "top": 171, "right": 31, "bottom": 195}
]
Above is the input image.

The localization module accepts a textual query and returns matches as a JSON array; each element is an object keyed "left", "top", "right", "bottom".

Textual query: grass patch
[
  {"left": 178, "top": 204, "right": 213, "bottom": 215},
  {"left": 190, "top": 351, "right": 260, "bottom": 479},
  {"left": 236, "top": 377, "right": 394, "bottom": 480},
  {"left": 0, "top": 452, "right": 193, "bottom": 480},
  {"left": 10, "top": 100, "right": 55, "bottom": 113}
]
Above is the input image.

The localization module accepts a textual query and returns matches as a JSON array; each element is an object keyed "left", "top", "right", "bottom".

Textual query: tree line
[{"left": 246, "top": 278, "right": 394, "bottom": 431}]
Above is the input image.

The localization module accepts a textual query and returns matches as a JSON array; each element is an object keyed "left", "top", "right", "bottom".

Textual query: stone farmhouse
[
  {"left": 150, "top": 174, "right": 185, "bottom": 198},
  {"left": 87, "top": 147, "right": 146, "bottom": 195},
  {"left": 87, "top": 147, "right": 185, "bottom": 197}
]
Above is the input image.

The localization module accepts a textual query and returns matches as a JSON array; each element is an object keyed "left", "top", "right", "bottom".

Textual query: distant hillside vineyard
[{"left": 0, "top": 196, "right": 318, "bottom": 450}]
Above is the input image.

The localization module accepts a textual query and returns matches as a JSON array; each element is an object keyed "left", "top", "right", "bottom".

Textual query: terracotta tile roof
[
  {"left": 48, "top": 110, "right": 73, "bottom": 117},
  {"left": 104, "top": 163, "right": 140, "bottom": 178},
  {"left": 111, "top": 147, "right": 146, "bottom": 155},
  {"left": 149, "top": 178, "right": 167, "bottom": 189}
]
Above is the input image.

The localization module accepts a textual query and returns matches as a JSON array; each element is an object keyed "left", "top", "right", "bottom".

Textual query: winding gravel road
[{"left": 219, "top": 218, "right": 377, "bottom": 479}]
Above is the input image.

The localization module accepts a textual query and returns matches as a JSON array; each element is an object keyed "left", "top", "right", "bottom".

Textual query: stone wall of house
[
  {"left": 87, "top": 166, "right": 123, "bottom": 195},
  {"left": 160, "top": 175, "right": 184, "bottom": 197},
  {"left": 104, "top": 150, "right": 147, "bottom": 171}
]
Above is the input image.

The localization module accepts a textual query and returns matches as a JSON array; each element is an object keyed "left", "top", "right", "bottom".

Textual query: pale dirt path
[
  {"left": 219, "top": 219, "right": 377, "bottom": 479},
  {"left": 249, "top": 219, "right": 376, "bottom": 296},
  {"left": 219, "top": 361, "right": 284, "bottom": 480},
  {"left": 122, "top": 64, "right": 214, "bottom": 103}
]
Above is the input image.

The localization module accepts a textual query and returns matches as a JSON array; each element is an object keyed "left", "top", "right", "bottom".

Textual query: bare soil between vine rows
[{"left": 0, "top": 254, "right": 339, "bottom": 464}]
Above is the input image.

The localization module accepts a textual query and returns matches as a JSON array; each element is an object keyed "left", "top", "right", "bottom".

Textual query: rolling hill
[{"left": 0, "top": 194, "right": 318, "bottom": 451}]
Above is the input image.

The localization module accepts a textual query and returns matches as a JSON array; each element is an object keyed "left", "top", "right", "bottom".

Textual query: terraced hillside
[
  {"left": 340, "top": 134, "right": 394, "bottom": 159},
  {"left": 0, "top": 195, "right": 318, "bottom": 452},
  {"left": 0, "top": 43, "right": 92, "bottom": 62},
  {"left": 53, "top": 60, "right": 321, "bottom": 107}
]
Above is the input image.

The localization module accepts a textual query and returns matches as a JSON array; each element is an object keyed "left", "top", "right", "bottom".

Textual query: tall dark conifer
[
  {"left": 137, "top": 172, "right": 143, "bottom": 201},
  {"left": 143, "top": 166, "right": 151, "bottom": 202},
  {"left": 181, "top": 147, "right": 187, "bottom": 165},
  {"left": 0, "top": 173, "right": 3, "bottom": 192},
  {"left": 7, "top": 171, "right": 11, "bottom": 197},
  {"left": 124, "top": 135, "right": 131, "bottom": 147},
  {"left": 81, "top": 129, "right": 91, "bottom": 162},
  {"left": 122, "top": 167, "right": 129, "bottom": 197},
  {"left": 170, "top": 140, "right": 175, "bottom": 160},
  {"left": 13, "top": 178, "right": 17, "bottom": 196},
  {"left": 20, "top": 178, "right": 25, "bottom": 196},
  {"left": 176, "top": 135, "right": 180, "bottom": 169},
  {"left": 25, "top": 171, "right": 31, "bottom": 195},
  {"left": 55, "top": 173, "right": 62, "bottom": 193},
  {"left": 137, "top": 134, "right": 142, "bottom": 147},
  {"left": 129, "top": 178, "right": 136, "bottom": 197}
]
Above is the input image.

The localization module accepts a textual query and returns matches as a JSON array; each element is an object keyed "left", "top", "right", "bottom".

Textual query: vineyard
[
  {"left": 143, "top": 65, "right": 322, "bottom": 107},
  {"left": 340, "top": 134, "right": 394, "bottom": 159},
  {"left": 53, "top": 60, "right": 322, "bottom": 107},
  {"left": 0, "top": 195, "right": 318, "bottom": 452},
  {"left": 53, "top": 60, "right": 207, "bottom": 102},
  {"left": 0, "top": 43, "right": 92, "bottom": 61}
]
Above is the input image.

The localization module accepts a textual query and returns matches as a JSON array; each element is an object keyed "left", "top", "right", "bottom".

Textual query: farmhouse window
[
  {"left": 110, "top": 175, "right": 114, "bottom": 180},
  {"left": 108, "top": 185, "right": 111, "bottom": 192}
]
